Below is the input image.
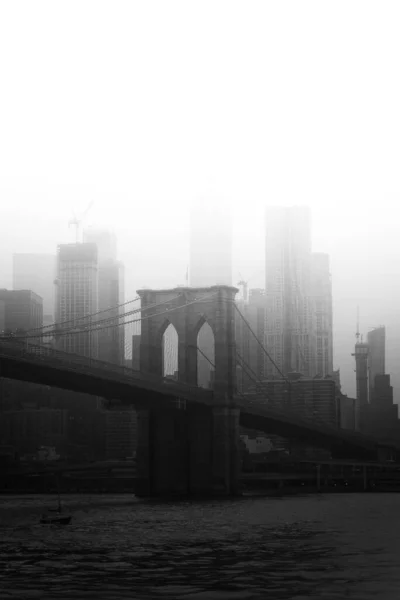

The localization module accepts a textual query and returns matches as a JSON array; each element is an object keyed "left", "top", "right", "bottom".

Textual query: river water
[{"left": 0, "top": 492, "right": 399, "bottom": 599}]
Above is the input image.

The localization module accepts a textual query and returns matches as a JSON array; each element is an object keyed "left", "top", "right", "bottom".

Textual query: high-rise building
[
  {"left": 189, "top": 202, "right": 232, "bottom": 287},
  {"left": 311, "top": 253, "right": 333, "bottom": 377},
  {"left": 244, "top": 376, "right": 337, "bottom": 428},
  {"left": 236, "top": 289, "right": 266, "bottom": 392},
  {"left": 83, "top": 228, "right": 117, "bottom": 263},
  {"left": 12, "top": 254, "right": 56, "bottom": 326},
  {"left": 189, "top": 202, "right": 232, "bottom": 387},
  {"left": 352, "top": 340, "right": 369, "bottom": 432},
  {"left": 96, "top": 259, "right": 124, "bottom": 364},
  {"left": 364, "top": 374, "right": 399, "bottom": 440},
  {"left": 0, "top": 289, "right": 43, "bottom": 333},
  {"left": 55, "top": 243, "right": 98, "bottom": 357},
  {"left": 83, "top": 230, "right": 124, "bottom": 365},
  {"left": 367, "top": 326, "right": 385, "bottom": 402},
  {"left": 265, "top": 206, "right": 315, "bottom": 378}
]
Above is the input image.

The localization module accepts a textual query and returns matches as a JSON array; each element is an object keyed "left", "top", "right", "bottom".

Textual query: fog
[{"left": 1, "top": 1, "right": 400, "bottom": 400}]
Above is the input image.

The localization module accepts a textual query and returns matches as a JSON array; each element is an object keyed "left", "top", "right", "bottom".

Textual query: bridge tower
[{"left": 135, "top": 285, "right": 240, "bottom": 497}]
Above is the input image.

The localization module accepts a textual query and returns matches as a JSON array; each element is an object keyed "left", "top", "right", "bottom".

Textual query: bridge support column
[
  {"left": 135, "top": 407, "right": 188, "bottom": 497},
  {"left": 135, "top": 404, "right": 241, "bottom": 498},
  {"left": 210, "top": 406, "right": 240, "bottom": 495}
]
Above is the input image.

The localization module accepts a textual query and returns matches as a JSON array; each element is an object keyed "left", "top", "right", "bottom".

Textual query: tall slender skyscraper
[
  {"left": 83, "top": 229, "right": 124, "bottom": 365},
  {"left": 311, "top": 253, "right": 333, "bottom": 377},
  {"left": 236, "top": 289, "right": 266, "bottom": 392},
  {"left": 189, "top": 201, "right": 233, "bottom": 387},
  {"left": 55, "top": 243, "right": 99, "bottom": 357},
  {"left": 189, "top": 202, "right": 232, "bottom": 287},
  {"left": 367, "top": 326, "right": 385, "bottom": 402},
  {"left": 265, "top": 206, "right": 315, "bottom": 377}
]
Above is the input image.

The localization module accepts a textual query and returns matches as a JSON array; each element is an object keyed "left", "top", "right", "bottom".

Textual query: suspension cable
[
  {"left": 194, "top": 345, "right": 215, "bottom": 369},
  {"left": 236, "top": 351, "right": 273, "bottom": 401},
  {"left": 233, "top": 303, "right": 289, "bottom": 384},
  {"left": 23, "top": 295, "right": 142, "bottom": 334},
  {"left": 12, "top": 292, "right": 219, "bottom": 340},
  {"left": 11, "top": 293, "right": 192, "bottom": 340}
]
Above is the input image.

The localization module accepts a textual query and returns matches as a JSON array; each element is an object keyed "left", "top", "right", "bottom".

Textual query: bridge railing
[
  {"left": 0, "top": 338, "right": 212, "bottom": 402},
  {"left": 240, "top": 395, "right": 385, "bottom": 448},
  {"left": 239, "top": 396, "right": 338, "bottom": 432},
  {"left": 239, "top": 393, "right": 338, "bottom": 430}
]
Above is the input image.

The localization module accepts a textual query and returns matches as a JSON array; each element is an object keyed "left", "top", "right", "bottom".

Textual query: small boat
[
  {"left": 40, "top": 511, "right": 72, "bottom": 526},
  {"left": 40, "top": 473, "right": 72, "bottom": 526}
]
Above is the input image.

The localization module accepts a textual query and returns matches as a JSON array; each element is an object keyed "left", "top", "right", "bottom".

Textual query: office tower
[
  {"left": 189, "top": 202, "right": 232, "bottom": 287},
  {"left": 0, "top": 289, "right": 43, "bottom": 332},
  {"left": 265, "top": 206, "right": 315, "bottom": 378},
  {"left": 311, "top": 253, "right": 333, "bottom": 377},
  {"left": 104, "top": 408, "right": 137, "bottom": 459},
  {"left": 236, "top": 289, "right": 266, "bottom": 392},
  {"left": 12, "top": 254, "right": 56, "bottom": 326},
  {"left": 0, "top": 409, "right": 69, "bottom": 455},
  {"left": 96, "top": 259, "right": 124, "bottom": 364},
  {"left": 83, "top": 230, "right": 124, "bottom": 365},
  {"left": 83, "top": 229, "right": 117, "bottom": 263},
  {"left": 364, "top": 374, "right": 398, "bottom": 440},
  {"left": 352, "top": 339, "right": 369, "bottom": 432},
  {"left": 55, "top": 243, "right": 98, "bottom": 357},
  {"left": 189, "top": 202, "right": 232, "bottom": 387},
  {"left": 367, "top": 326, "right": 385, "bottom": 402},
  {"left": 244, "top": 376, "right": 337, "bottom": 427}
]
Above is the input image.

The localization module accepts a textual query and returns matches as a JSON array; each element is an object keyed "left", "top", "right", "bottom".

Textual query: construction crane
[{"left": 69, "top": 200, "right": 94, "bottom": 243}]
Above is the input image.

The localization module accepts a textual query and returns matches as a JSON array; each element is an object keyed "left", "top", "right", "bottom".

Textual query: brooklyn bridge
[{"left": 0, "top": 285, "right": 396, "bottom": 496}]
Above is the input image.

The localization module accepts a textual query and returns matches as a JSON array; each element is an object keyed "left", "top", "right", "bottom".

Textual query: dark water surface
[{"left": 1, "top": 493, "right": 399, "bottom": 599}]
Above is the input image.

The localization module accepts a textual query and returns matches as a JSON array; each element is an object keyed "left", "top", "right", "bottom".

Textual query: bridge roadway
[{"left": 0, "top": 339, "right": 394, "bottom": 458}]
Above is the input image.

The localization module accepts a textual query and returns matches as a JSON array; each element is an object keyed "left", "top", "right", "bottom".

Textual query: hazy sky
[{"left": 1, "top": 1, "right": 400, "bottom": 400}]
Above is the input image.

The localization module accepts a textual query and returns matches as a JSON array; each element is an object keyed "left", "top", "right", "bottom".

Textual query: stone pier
[
  {"left": 134, "top": 285, "right": 240, "bottom": 497},
  {"left": 135, "top": 403, "right": 240, "bottom": 497}
]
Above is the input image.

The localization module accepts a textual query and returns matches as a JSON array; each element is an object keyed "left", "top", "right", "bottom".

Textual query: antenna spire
[{"left": 356, "top": 306, "right": 360, "bottom": 342}]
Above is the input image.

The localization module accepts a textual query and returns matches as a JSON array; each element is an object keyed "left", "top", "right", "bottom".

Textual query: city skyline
[
  {"left": 0, "top": 198, "right": 397, "bottom": 404},
  {"left": 1, "top": 1, "right": 400, "bottom": 589}
]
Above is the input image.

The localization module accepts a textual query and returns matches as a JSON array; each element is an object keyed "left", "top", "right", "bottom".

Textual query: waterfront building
[
  {"left": 367, "top": 326, "right": 385, "bottom": 403},
  {"left": 0, "top": 289, "right": 43, "bottom": 333},
  {"left": 12, "top": 253, "right": 56, "bottom": 325}
]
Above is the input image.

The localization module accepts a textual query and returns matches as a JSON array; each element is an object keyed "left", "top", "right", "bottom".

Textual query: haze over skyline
[{"left": 1, "top": 1, "right": 400, "bottom": 400}]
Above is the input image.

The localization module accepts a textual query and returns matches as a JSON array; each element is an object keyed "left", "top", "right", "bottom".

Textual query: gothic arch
[
  {"left": 196, "top": 320, "right": 215, "bottom": 389},
  {"left": 137, "top": 285, "right": 238, "bottom": 397},
  {"left": 162, "top": 322, "right": 179, "bottom": 379}
]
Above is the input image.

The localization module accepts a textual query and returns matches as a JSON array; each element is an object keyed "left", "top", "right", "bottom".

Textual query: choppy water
[{"left": 1, "top": 493, "right": 400, "bottom": 599}]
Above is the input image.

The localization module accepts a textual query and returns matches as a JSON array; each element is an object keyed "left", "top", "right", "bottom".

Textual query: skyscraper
[
  {"left": 83, "top": 229, "right": 117, "bottom": 263},
  {"left": 367, "top": 326, "right": 385, "bottom": 402},
  {"left": 189, "top": 202, "right": 232, "bottom": 287},
  {"left": 311, "top": 253, "right": 333, "bottom": 377},
  {"left": 189, "top": 202, "right": 232, "bottom": 388},
  {"left": 265, "top": 206, "right": 315, "bottom": 378},
  {"left": 83, "top": 229, "right": 124, "bottom": 365},
  {"left": 236, "top": 289, "right": 266, "bottom": 392},
  {"left": 55, "top": 243, "right": 98, "bottom": 357},
  {"left": 0, "top": 289, "right": 43, "bottom": 333},
  {"left": 352, "top": 339, "right": 368, "bottom": 432},
  {"left": 13, "top": 254, "right": 56, "bottom": 325}
]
